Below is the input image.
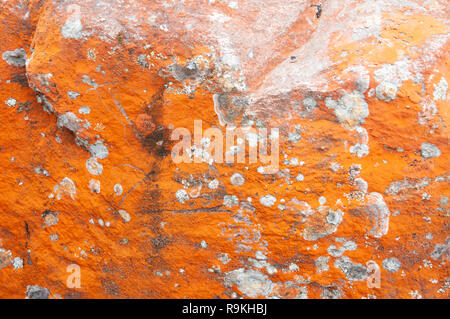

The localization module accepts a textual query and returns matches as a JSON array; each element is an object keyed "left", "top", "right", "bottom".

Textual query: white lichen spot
[
  {"left": 326, "top": 209, "right": 343, "bottom": 226},
  {"left": 113, "top": 184, "right": 123, "bottom": 196},
  {"left": 5, "top": 98, "right": 16, "bottom": 107},
  {"left": 350, "top": 143, "right": 369, "bottom": 158},
  {"left": 12, "top": 257, "right": 23, "bottom": 269},
  {"left": 382, "top": 257, "right": 401, "bottom": 272},
  {"left": 329, "top": 162, "right": 343, "bottom": 172},
  {"left": 433, "top": 77, "right": 448, "bottom": 101},
  {"left": 228, "top": 1, "right": 238, "bottom": 9},
  {"left": 223, "top": 195, "right": 239, "bottom": 207},
  {"left": 315, "top": 256, "right": 330, "bottom": 273},
  {"left": 375, "top": 81, "right": 398, "bottom": 102},
  {"left": 78, "top": 106, "right": 91, "bottom": 114},
  {"left": 225, "top": 268, "right": 273, "bottom": 298},
  {"left": 230, "top": 173, "right": 245, "bottom": 186},
  {"left": 86, "top": 157, "right": 103, "bottom": 175},
  {"left": 260, "top": 194, "right": 276, "bottom": 207},
  {"left": 420, "top": 143, "right": 441, "bottom": 159},
  {"left": 2, "top": 48, "right": 26, "bottom": 66},
  {"left": 54, "top": 177, "right": 76, "bottom": 200},
  {"left": 88, "top": 179, "right": 101, "bottom": 194},
  {"left": 176, "top": 189, "right": 189, "bottom": 203},
  {"left": 302, "top": 97, "right": 317, "bottom": 110},
  {"left": 61, "top": 16, "right": 83, "bottom": 39},
  {"left": 334, "top": 256, "right": 367, "bottom": 281},
  {"left": 67, "top": 91, "right": 80, "bottom": 100},
  {"left": 354, "top": 177, "right": 368, "bottom": 194},
  {"left": 218, "top": 253, "right": 231, "bottom": 265},
  {"left": 117, "top": 209, "right": 130, "bottom": 223},
  {"left": 89, "top": 141, "right": 109, "bottom": 159},
  {"left": 319, "top": 196, "right": 327, "bottom": 205},
  {"left": 328, "top": 91, "right": 369, "bottom": 128},
  {"left": 208, "top": 179, "right": 219, "bottom": 190}
]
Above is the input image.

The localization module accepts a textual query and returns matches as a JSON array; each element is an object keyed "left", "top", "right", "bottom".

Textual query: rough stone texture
[{"left": 0, "top": 0, "right": 448, "bottom": 299}]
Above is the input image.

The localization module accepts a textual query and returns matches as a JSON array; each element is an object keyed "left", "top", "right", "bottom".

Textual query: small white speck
[{"left": 319, "top": 196, "right": 327, "bottom": 205}]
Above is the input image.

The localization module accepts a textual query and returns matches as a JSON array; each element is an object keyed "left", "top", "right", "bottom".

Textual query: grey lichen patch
[
  {"left": 86, "top": 157, "right": 103, "bottom": 176},
  {"left": 326, "top": 209, "right": 343, "bottom": 226},
  {"left": 57, "top": 112, "right": 82, "bottom": 132},
  {"left": 303, "top": 97, "right": 317, "bottom": 109},
  {"left": 288, "top": 131, "right": 301, "bottom": 143},
  {"left": 385, "top": 176, "right": 431, "bottom": 196},
  {"left": 327, "top": 245, "right": 345, "bottom": 257},
  {"left": 354, "top": 177, "right": 368, "bottom": 194},
  {"left": 26, "top": 285, "right": 50, "bottom": 299},
  {"left": 301, "top": 97, "right": 317, "bottom": 116},
  {"left": 34, "top": 166, "right": 50, "bottom": 177},
  {"left": 36, "top": 93, "right": 54, "bottom": 113},
  {"left": 54, "top": 177, "right": 76, "bottom": 200},
  {"left": 78, "top": 106, "right": 91, "bottom": 114},
  {"left": 420, "top": 143, "right": 441, "bottom": 159},
  {"left": 89, "top": 141, "right": 109, "bottom": 159},
  {"left": 382, "top": 257, "right": 401, "bottom": 272},
  {"left": 213, "top": 93, "right": 248, "bottom": 126},
  {"left": 2, "top": 48, "right": 27, "bottom": 66},
  {"left": 326, "top": 91, "right": 369, "bottom": 128},
  {"left": 433, "top": 77, "right": 448, "bottom": 101},
  {"left": 82, "top": 75, "right": 98, "bottom": 88},
  {"left": 223, "top": 195, "right": 239, "bottom": 207},
  {"left": 67, "top": 91, "right": 80, "bottom": 100},
  {"left": 343, "top": 241, "right": 357, "bottom": 251},
  {"left": 167, "top": 61, "right": 200, "bottom": 82},
  {"left": 375, "top": 81, "right": 398, "bottom": 102},
  {"left": 176, "top": 189, "right": 189, "bottom": 203},
  {"left": 137, "top": 54, "right": 149, "bottom": 69},
  {"left": 430, "top": 238, "right": 449, "bottom": 261},
  {"left": 315, "top": 256, "right": 330, "bottom": 273},
  {"left": 224, "top": 268, "right": 273, "bottom": 298},
  {"left": 230, "top": 173, "right": 245, "bottom": 186},
  {"left": 42, "top": 210, "right": 59, "bottom": 227},
  {"left": 208, "top": 179, "right": 219, "bottom": 190},
  {"left": 218, "top": 253, "right": 231, "bottom": 265},
  {"left": 61, "top": 17, "right": 83, "bottom": 39},
  {"left": 321, "top": 287, "right": 342, "bottom": 299},
  {"left": 334, "top": 256, "right": 368, "bottom": 281}
]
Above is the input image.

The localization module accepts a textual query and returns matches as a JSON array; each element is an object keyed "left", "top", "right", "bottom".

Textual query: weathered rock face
[{"left": 0, "top": 0, "right": 448, "bottom": 299}]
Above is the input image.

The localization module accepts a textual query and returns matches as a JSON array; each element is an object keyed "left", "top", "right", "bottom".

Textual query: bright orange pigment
[{"left": 0, "top": 0, "right": 448, "bottom": 299}]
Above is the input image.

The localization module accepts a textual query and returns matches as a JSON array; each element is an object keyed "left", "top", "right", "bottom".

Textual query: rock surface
[{"left": 0, "top": 0, "right": 448, "bottom": 299}]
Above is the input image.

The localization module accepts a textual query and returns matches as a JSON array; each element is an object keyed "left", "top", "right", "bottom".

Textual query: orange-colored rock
[{"left": 0, "top": 0, "right": 448, "bottom": 299}]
